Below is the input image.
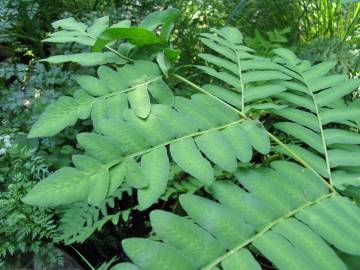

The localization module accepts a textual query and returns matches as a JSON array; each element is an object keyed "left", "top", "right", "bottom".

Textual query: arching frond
[
  {"left": 23, "top": 93, "right": 270, "bottom": 210},
  {"left": 113, "top": 161, "right": 360, "bottom": 270}
]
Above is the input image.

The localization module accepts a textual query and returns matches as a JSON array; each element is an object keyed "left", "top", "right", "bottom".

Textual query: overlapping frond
[
  {"left": 112, "top": 161, "right": 360, "bottom": 270},
  {"left": 197, "top": 27, "right": 290, "bottom": 113},
  {"left": 24, "top": 93, "right": 270, "bottom": 210},
  {"left": 271, "top": 48, "right": 360, "bottom": 190}
]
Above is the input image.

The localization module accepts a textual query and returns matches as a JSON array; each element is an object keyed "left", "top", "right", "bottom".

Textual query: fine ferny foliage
[{"left": 22, "top": 8, "right": 360, "bottom": 270}]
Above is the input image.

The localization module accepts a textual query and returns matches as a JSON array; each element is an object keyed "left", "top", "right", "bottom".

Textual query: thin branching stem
[
  {"left": 302, "top": 77, "right": 333, "bottom": 185},
  {"left": 106, "top": 118, "right": 246, "bottom": 170},
  {"left": 235, "top": 50, "right": 245, "bottom": 113},
  {"left": 82, "top": 30, "right": 135, "bottom": 62},
  {"left": 70, "top": 246, "right": 95, "bottom": 270}
]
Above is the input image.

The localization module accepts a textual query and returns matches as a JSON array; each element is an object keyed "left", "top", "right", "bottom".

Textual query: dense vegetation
[{"left": 1, "top": 1, "right": 359, "bottom": 269}]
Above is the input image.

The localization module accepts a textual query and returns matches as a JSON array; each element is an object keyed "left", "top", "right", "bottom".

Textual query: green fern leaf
[
  {"left": 127, "top": 85, "right": 151, "bottom": 118},
  {"left": 118, "top": 162, "right": 360, "bottom": 269},
  {"left": 272, "top": 108, "right": 319, "bottom": 131},
  {"left": 138, "top": 147, "right": 169, "bottom": 210},
  {"left": 320, "top": 107, "right": 360, "bottom": 125},
  {"left": 221, "top": 249, "right": 261, "bottom": 270},
  {"left": 77, "top": 133, "right": 124, "bottom": 163},
  {"left": 75, "top": 75, "right": 109, "bottom": 96},
  {"left": 72, "top": 155, "right": 102, "bottom": 172},
  {"left": 25, "top": 92, "right": 269, "bottom": 209},
  {"left": 274, "top": 122, "right": 323, "bottom": 153},
  {"left": 274, "top": 144, "right": 329, "bottom": 177},
  {"left": 88, "top": 169, "right": 110, "bottom": 206},
  {"left": 111, "top": 263, "right": 139, "bottom": 270},
  {"left": 122, "top": 238, "right": 195, "bottom": 270},
  {"left": 170, "top": 138, "right": 214, "bottom": 185},
  {"left": 150, "top": 210, "right": 224, "bottom": 268},
  {"left": 109, "top": 164, "right": 126, "bottom": 194},
  {"left": 28, "top": 97, "right": 79, "bottom": 138},
  {"left": 87, "top": 16, "right": 109, "bottom": 37},
  {"left": 220, "top": 124, "right": 253, "bottom": 163},
  {"left": 124, "top": 159, "right": 148, "bottom": 189},
  {"left": 22, "top": 168, "right": 89, "bottom": 207},
  {"left": 194, "top": 131, "right": 237, "bottom": 172},
  {"left": 41, "top": 52, "right": 127, "bottom": 66},
  {"left": 241, "top": 120, "right": 270, "bottom": 154}
]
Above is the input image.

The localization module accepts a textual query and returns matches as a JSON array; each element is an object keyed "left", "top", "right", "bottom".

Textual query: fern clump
[{"left": 21, "top": 8, "right": 360, "bottom": 269}]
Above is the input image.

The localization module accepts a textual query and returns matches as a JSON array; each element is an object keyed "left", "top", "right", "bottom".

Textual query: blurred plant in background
[
  {"left": 245, "top": 27, "right": 292, "bottom": 57},
  {"left": 301, "top": 37, "right": 360, "bottom": 76}
]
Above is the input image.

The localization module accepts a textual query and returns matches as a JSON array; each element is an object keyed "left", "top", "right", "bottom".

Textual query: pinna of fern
[
  {"left": 111, "top": 161, "right": 360, "bottom": 270},
  {"left": 190, "top": 26, "right": 360, "bottom": 194},
  {"left": 196, "top": 26, "right": 291, "bottom": 113},
  {"left": 270, "top": 48, "right": 360, "bottom": 192}
]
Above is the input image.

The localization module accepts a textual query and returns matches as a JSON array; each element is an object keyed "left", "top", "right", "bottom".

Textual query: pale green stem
[
  {"left": 70, "top": 246, "right": 95, "bottom": 270},
  {"left": 301, "top": 76, "right": 333, "bottom": 186},
  {"left": 81, "top": 30, "right": 134, "bottom": 62},
  {"left": 106, "top": 118, "right": 245, "bottom": 169},
  {"left": 235, "top": 50, "right": 245, "bottom": 113}
]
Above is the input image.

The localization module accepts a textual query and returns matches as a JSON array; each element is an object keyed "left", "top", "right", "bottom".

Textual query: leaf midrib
[
  {"left": 81, "top": 118, "right": 245, "bottom": 178},
  {"left": 78, "top": 76, "right": 162, "bottom": 106},
  {"left": 298, "top": 70, "right": 333, "bottom": 185}
]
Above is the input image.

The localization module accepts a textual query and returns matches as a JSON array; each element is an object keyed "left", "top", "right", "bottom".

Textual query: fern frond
[
  {"left": 197, "top": 27, "right": 290, "bottom": 113},
  {"left": 271, "top": 48, "right": 360, "bottom": 188},
  {"left": 113, "top": 161, "right": 360, "bottom": 270},
  {"left": 28, "top": 61, "right": 171, "bottom": 137},
  {"left": 23, "top": 93, "right": 270, "bottom": 210}
]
